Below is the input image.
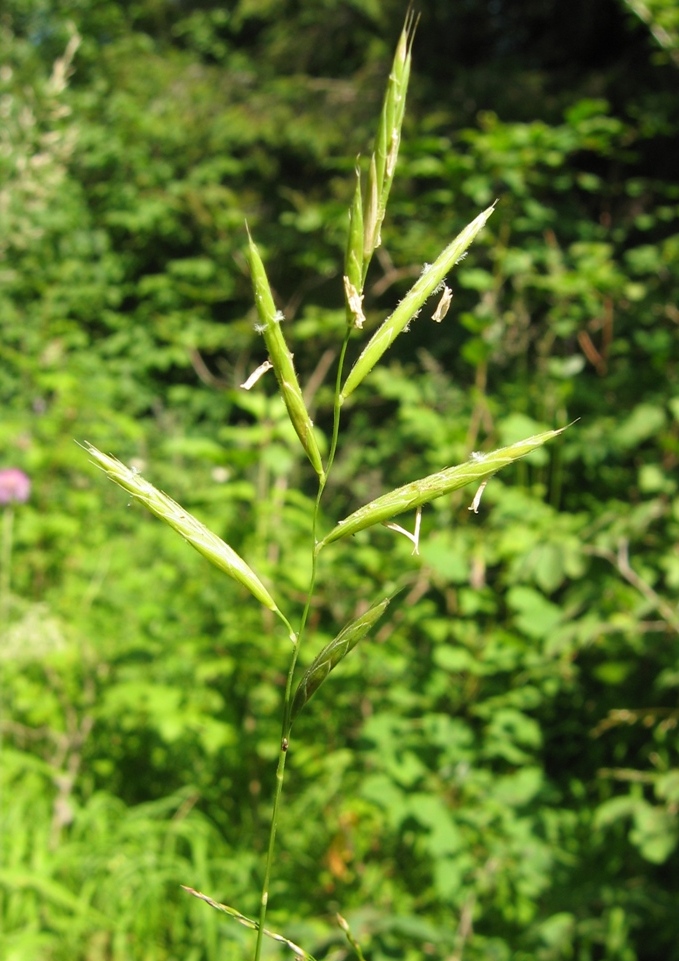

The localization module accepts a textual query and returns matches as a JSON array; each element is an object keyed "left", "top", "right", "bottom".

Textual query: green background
[{"left": 1, "top": 1, "right": 678, "bottom": 959}]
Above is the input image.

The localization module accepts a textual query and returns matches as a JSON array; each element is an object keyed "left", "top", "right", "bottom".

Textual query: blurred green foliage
[{"left": 1, "top": 1, "right": 678, "bottom": 960}]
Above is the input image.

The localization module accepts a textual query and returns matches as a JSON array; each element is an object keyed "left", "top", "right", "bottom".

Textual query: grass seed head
[
  {"left": 84, "top": 444, "right": 280, "bottom": 612},
  {"left": 345, "top": 163, "right": 364, "bottom": 301},
  {"left": 342, "top": 204, "right": 496, "bottom": 401},
  {"left": 246, "top": 231, "right": 325, "bottom": 480},
  {"left": 317, "top": 427, "right": 567, "bottom": 549}
]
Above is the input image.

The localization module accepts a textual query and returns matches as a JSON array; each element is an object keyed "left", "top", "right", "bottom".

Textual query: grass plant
[{"left": 84, "top": 13, "right": 566, "bottom": 959}]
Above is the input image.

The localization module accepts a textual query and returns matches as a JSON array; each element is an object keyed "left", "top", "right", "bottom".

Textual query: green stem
[
  {"left": 253, "top": 736, "right": 289, "bottom": 961},
  {"left": 253, "top": 331, "right": 352, "bottom": 961},
  {"left": 253, "top": 563, "right": 317, "bottom": 961},
  {"left": 326, "top": 331, "right": 351, "bottom": 479},
  {"left": 282, "top": 327, "right": 351, "bottom": 699}
]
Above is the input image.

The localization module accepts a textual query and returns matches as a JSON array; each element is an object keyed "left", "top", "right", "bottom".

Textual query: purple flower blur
[{"left": 0, "top": 468, "right": 31, "bottom": 505}]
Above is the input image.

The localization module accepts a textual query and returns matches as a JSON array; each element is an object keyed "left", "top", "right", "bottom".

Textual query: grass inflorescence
[{"left": 84, "top": 13, "right": 566, "bottom": 960}]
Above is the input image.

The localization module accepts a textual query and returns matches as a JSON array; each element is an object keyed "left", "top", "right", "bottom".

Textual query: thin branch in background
[
  {"left": 591, "top": 706, "right": 679, "bottom": 738},
  {"left": 590, "top": 620, "right": 668, "bottom": 635},
  {"left": 464, "top": 360, "right": 494, "bottom": 456},
  {"left": 585, "top": 538, "right": 679, "bottom": 634},
  {"left": 44, "top": 665, "right": 96, "bottom": 847},
  {"left": 284, "top": 271, "right": 338, "bottom": 321},
  {"left": 447, "top": 893, "right": 476, "bottom": 961},
  {"left": 374, "top": 568, "right": 430, "bottom": 645},
  {"left": 597, "top": 767, "right": 658, "bottom": 783},
  {"left": 303, "top": 348, "right": 337, "bottom": 410},
  {"left": 623, "top": 0, "right": 679, "bottom": 65},
  {"left": 370, "top": 248, "right": 421, "bottom": 299},
  {"left": 189, "top": 348, "right": 230, "bottom": 389},
  {"left": 577, "top": 297, "right": 614, "bottom": 375}
]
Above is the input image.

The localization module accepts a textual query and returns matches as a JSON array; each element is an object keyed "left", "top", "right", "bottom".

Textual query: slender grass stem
[
  {"left": 253, "top": 329, "right": 352, "bottom": 961},
  {"left": 326, "top": 331, "right": 352, "bottom": 478},
  {"left": 253, "top": 739, "right": 289, "bottom": 961},
  {"left": 253, "top": 556, "right": 317, "bottom": 961},
  {"left": 287, "top": 326, "right": 351, "bottom": 688}
]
